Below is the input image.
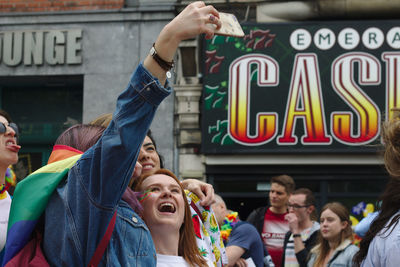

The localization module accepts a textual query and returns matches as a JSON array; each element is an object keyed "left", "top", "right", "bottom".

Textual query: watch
[
  {"left": 149, "top": 43, "right": 174, "bottom": 78},
  {"left": 293, "top": 233, "right": 301, "bottom": 238}
]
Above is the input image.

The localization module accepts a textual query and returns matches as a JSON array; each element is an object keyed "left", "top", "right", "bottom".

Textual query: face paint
[{"left": 139, "top": 189, "right": 152, "bottom": 203}]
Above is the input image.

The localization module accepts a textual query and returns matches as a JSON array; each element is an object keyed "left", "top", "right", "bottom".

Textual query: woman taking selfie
[
  {"left": 3, "top": 2, "right": 222, "bottom": 266},
  {"left": 83, "top": 123, "right": 225, "bottom": 266},
  {"left": 135, "top": 168, "right": 214, "bottom": 267},
  {"left": 307, "top": 202, "right": 358, "bottom": 267}
]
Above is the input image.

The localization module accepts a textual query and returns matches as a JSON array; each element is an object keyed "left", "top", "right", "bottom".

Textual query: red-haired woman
[{"left": 135, "top": 169, "right": 213, "bottom": 267}]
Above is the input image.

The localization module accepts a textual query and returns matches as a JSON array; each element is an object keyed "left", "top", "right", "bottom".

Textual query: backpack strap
[{"left": 87, "top": 211, "right": 117, "bottom": 267}]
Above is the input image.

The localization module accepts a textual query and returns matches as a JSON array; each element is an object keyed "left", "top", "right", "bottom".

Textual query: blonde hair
[
  {"left": 89, "top": 113, "right": 112, "bottom": 128},
  {"left": 382, "top": 108, "right": 400, "bottom": 178}
]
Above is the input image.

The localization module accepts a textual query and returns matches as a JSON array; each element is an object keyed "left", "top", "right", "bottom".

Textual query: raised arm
[
  {"left": 79, "top": 1, "right": 222, "bottom": 208},
  {"left": 144, "top": 1, "right": 221, "bottom": 85}
]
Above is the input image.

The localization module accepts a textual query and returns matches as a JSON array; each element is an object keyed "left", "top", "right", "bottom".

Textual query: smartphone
[{"left": 213, "top": 12, "right": 245, "bottom": 38}]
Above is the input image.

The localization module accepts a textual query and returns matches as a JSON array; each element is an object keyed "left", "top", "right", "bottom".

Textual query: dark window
[
  {"left": 208, "top": 164, "right": 388, "bottom": 221},
  {"left": 181, "top": 46, "right": 197, "bottom": 77},
  {"left": 0, "top": 75, "right": 83, "bottom": 180}
]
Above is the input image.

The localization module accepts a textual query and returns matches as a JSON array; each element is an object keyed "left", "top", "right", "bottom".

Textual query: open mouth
[
  {"left": 142, "top": 164, "right": 154, "bottom": 171},
  {"left": 6, "top": 141, "right": 21, "bottom": 152},
  {"left": 158, "top": 202, "right": 176, "bottom": 213}
]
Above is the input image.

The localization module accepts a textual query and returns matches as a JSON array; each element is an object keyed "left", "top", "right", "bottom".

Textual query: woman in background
[{"left": 307, "top": 202, "right": 358, "bottom": 267}]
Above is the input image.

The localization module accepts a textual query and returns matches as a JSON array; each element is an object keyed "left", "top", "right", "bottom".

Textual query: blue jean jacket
[{"left": 43, "top": 63, "right": 171, "bottom": 266}]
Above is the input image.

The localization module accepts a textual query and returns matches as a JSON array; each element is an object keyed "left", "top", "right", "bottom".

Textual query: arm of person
[
  {"left": 181, "top": 179, "right": 215, "bottom": 206},
  {"left": 226, "top": 246, "right": 246, "bottom": 267},
  {"left": 293, "top": 235, "right": 307, "bottom": 266},
  {"left": 293, "top": 235, "right": 306, "bottom": 254},
  {"left": 234, "top": 258, "right": 248, "bottom": 267},
  {"left": 354, "top": 211, "right": 379, "bottom": 238},
  {"left": 295, "top": 231, "right": 319, "bottom": 267},
  {"left": 77, "top": 1, "right": 222, "bottom": 211},
  {"left": 285, "top": 213, "right": 306, "bottom": 254},
  {"left": 143, "top": 1, "right": 221, "bottom": 86},
  {"left": 227, "top": 223, "right": 263, "bottom": 267}
]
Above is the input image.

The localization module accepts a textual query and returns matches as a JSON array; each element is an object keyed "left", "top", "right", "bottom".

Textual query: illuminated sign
[{"left": 202, "top": 21, "right": 400, "bottom": 153}]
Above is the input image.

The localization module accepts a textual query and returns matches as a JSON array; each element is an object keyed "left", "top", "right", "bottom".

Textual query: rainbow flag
[{"left": 2, "top": 154, "right": 81, "bottom": 266}]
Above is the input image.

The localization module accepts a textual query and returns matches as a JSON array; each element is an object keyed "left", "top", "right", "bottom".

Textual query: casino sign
[{"left": 202, "top": 21, "right": 400, "bottom": 154}]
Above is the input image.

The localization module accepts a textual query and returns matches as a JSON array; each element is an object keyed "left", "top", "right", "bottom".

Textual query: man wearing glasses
[{"left": 282, "top": 188, "right": 320, "bottom": 267}]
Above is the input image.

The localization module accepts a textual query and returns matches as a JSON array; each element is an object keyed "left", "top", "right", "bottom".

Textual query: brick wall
[{"left": 0, "top": 0, "right": 124, "bottom": 13}]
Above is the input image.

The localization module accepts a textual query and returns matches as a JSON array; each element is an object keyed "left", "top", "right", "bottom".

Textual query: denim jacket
[
  {"left": 307, "top": 239, "right": 359, "bottom": 267},
  {"left": 43, "top": 63, "right": 171, "bottom": 267}
]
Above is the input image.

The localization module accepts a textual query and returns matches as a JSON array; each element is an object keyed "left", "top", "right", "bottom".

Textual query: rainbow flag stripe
[{"left": 2, "top": 154, "right": 81, "bottom": 266}]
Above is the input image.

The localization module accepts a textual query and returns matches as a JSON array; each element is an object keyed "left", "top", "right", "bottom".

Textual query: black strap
[{"left": 151, "top": 43, "right": 174, "bottom": 71}]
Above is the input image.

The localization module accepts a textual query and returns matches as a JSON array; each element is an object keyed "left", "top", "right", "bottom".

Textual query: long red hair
[{"left": 135, "top": 169, "right": 207, "bottom": 267}]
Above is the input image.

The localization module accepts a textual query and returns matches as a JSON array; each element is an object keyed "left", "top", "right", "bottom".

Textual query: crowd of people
[{"left": 0, "top": 1, "right": 399, "bottom": 267}]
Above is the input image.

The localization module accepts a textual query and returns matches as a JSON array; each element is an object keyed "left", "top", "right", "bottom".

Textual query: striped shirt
[{"left": 284, "top": 222, "right": 320, "bottom": 267}]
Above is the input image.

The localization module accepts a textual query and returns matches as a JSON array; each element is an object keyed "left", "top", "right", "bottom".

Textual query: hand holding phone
[{"left": 213, "top": 13, "right": 244, "bottom": 38}]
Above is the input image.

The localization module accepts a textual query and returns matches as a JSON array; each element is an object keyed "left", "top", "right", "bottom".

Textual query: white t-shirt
[
  {"left": 0, "top": 191, "right": 12, "bottom": 251},
  {"left": 157, "top": 254, "right": 214, "bottom": 267}
]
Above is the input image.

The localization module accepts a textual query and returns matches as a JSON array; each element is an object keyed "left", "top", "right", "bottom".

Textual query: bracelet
[
  {"left": 293, "top": 233, "right": 301, "bottom": 238},
  {"left": 149, "top": 43, "right": 174, "bottom": 71}
]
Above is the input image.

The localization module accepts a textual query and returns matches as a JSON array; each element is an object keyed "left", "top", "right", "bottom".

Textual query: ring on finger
[{"left": 209, "top": 14, "right": 215, "bottom": 22}]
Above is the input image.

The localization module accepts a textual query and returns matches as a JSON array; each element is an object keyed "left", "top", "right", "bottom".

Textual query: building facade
[
  {"left": 1, "top": 0, "right": 397, "bottom": 221},
  {"left": 0, "top": 0, "right": 176, "bottom": 181}
]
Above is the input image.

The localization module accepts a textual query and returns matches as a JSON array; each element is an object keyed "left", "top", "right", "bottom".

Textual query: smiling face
[
  {"left": 139, "top": 174, "right": 185, "bottom": 232},
  {"left": 320, "top": 208, "right": 347, "bottom": 242},
  {"left": 0, "top": 115, "right": 19, "bottom": 171},
  {"left": 138, "top": 136, "right": 161, "bottom": 177}
]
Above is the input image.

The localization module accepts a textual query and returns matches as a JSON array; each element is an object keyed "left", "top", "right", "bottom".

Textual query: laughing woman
[
  {"left": 135, "top": 169, "right": 214, "bottom": 267},
  {"left": 0, "top": 110, "right": 20, "bottom": 263}
]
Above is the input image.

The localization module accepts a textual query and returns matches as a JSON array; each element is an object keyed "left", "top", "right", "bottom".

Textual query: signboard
[
  {"left": 202, "top": 21, "right": 400, "bottom": 154},
  {"left": 0, "top": 29, "right": 82, "bottom": 66}
]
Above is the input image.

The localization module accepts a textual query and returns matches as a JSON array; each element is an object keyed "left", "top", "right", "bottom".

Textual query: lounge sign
[
  {"left": 202, "top": 21, "right": 400, "bottom": 154},
  {"left": 0, "top": 29, "right": 82, "bottom": 66}
]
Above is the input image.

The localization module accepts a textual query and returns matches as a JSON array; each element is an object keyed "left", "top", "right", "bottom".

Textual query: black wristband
[
  {"left": 293, "top": 233, "right": 301, "bottom": 238},
  {"left": 149, "top": 43, "right": 174, "bottom": 71}
]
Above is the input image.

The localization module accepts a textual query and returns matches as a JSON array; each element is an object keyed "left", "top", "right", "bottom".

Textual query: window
[
  {"left": 0, "top": 75, "right": 83, "bottom": 180},
  {"left": 208, "top": 164, "right": 388, "bottom": 220}
]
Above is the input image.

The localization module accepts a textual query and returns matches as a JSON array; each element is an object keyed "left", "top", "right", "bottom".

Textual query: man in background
[
  {"left": 213, "top": 194, "right": 269, "bottom": 267},
  {"left": 247, "top": 175, "right": 295, "bottom": 267},
  {"left": 282, "top": 188, "right": 319, "bottom": 267}
]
